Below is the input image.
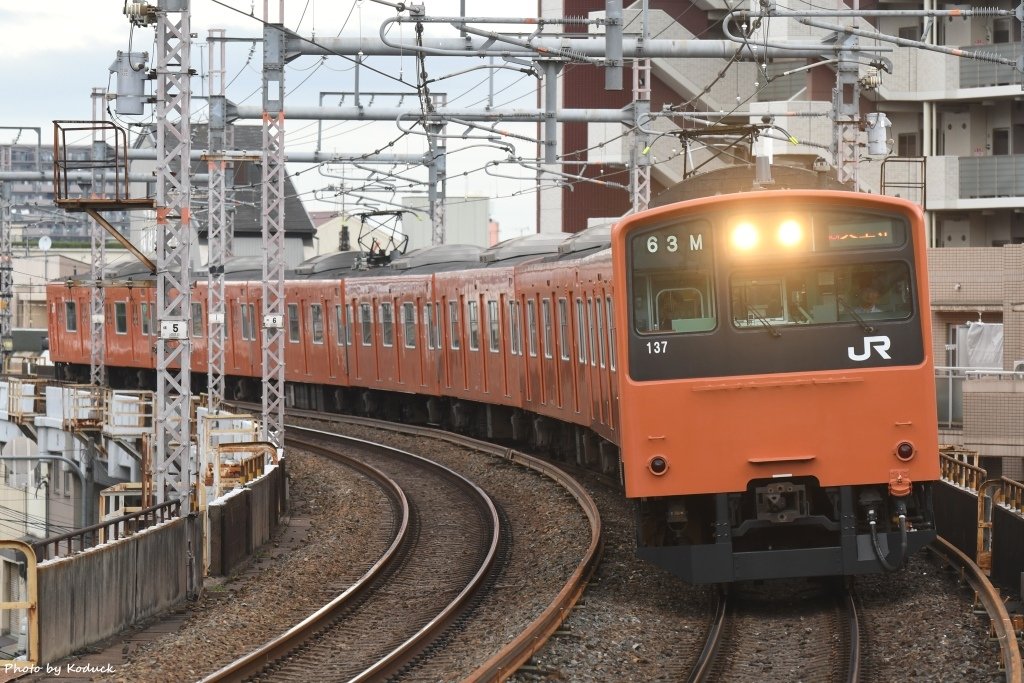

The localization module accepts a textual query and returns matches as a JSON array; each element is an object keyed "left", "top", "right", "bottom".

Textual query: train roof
[
  {"left": 479, "top": 233, "right": 565, "bottom": 266},
  {"left": 555, "top": 224, "right": 611, "bottom": 259},
  {"left": 391, "top": 244, "right": 484, "bottom": 273}
]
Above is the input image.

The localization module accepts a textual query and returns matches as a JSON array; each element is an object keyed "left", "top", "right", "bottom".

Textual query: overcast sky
[{"left": 0, "top": 1, "right": 548, "bottom": 237}]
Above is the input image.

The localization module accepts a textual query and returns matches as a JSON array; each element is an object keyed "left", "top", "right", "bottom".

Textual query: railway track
[
  {"left": 203, "top": 426, "right": 501, "bottom": 681},
  {"left": 687, "top": 582, "right": 861, "bottom": 683},
  {"left": 205, "top": 409, "right": 601, "bottom": 681}
]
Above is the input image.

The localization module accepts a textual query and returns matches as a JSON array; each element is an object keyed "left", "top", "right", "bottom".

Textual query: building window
[
  {"left": 311, "top": 304, "right": 324, "bottom": 344},
  {"left": 403, "top": 302, "right": 416, "bottom": 348},
  {"left": 114, "top": 302, "right": 128, "bottom": 335},
  {"left": 448, "top": 300, "right": 461, "bottom": 350},
  {"left": 65, "top": 301, "right": 77, "bottom": 332},
  {"left": 897, "top": 132, "right": 919, "bottom": 157},
  {"left": 360, "top": 303, "right": 373, "bottom": 346},
  {"left": 487, "top": 300, "right": 500, "bottom": 353},
  {"left": 468, "top": 300, "right": 480, "bottom": 351},
  {"left": 287, "top": 303, "right": 300, "bottom": 343}
]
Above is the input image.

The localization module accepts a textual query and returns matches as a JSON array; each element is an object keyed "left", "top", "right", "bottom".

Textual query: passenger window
[
  {"left": 65, "top": 301, "right": 78, "bottom": 332},
  {"left": 487, "top": 300, "right": 500, "bottom": 353},
  {"left": 508, "top": 301, "right": 522, "bottom": 356},
  {"left": 311, "top": 304, "right": 324, "bottom": 344},
  {"left": 607, "top": 296, "right": 616, "bottom": 371},
  {"left": 403, "top": 302, "right": 416, "bottom": 348},
  {"left": 287, "top": 303, "right": 300, "bottom": 343},
  {"left": 575, "top": 298, "right": 586, "bottom": 363},
  {"left": 360, "top": 303, "right": 373, "bottom": 346},
  {"left": 468, "top": 300, "right": 480, "bottom": 351},
  {"left": 448, "top": 300, "right": 460, "bottom": 350},
  {"left": 115, "top": 302, "right": 128, "bottom": 335},
  {"left": 527, "top": 299, "right": 538, "bottom": 357},
  {"left": 335, "top": 305, "right": 345, "bottom": 346},
  {"left": 558, "top": 298, "right": 570, "bottom": 361},
  {"left": 542, "top": 299, "right": 553, "bottom": 359},
  {"left": 381, "top": 302, "right": 394, "bottom": 347},
  {"left": 141, "top": 302, "right": 152, "bottom": 336}
]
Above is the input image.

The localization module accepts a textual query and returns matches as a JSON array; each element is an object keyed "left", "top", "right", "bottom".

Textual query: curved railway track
[
  {"left": 929, "top": 537, "right": 1023, "bottom": 682},
  {"left": 204, "top": 426, "right": 501, "bottom": 681},
  {"left": 207, "top": 409, "right": 602, "bottom": 681}
]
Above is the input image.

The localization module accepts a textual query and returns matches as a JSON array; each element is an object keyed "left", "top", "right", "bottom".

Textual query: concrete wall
[
  {"left": 37, "top": 518, "right": 189, "bottom": 663},
  {"left": 208, "top": 462, "right": 287, "bottom": 577}
]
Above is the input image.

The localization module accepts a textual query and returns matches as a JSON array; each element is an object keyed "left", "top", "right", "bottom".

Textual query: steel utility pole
[
  {"left": 152, "top": 0, "right": 194, "bottom": 506},
  {"left": 261, "top": 2, "right": 287, "bottom": 448}
]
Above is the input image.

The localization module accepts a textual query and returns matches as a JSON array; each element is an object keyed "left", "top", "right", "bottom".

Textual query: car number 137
[{"left": 645, "top": 341, "right": 667, "bottom": 354}]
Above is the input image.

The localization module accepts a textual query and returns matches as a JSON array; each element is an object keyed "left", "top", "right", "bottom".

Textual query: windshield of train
[
  {"left": 629, "top": 209, "right": 913, "bottom": 335},
  {"left": 629, "top": 219, "right": 715, "bottom": 334},
  {"left": 731, "top": 262, "right": 912, "bottom": 330}
]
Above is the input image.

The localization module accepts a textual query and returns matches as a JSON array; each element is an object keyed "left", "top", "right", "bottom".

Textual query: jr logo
[{"left": 848, "top": 335, "right": 892, "bottom": 361}]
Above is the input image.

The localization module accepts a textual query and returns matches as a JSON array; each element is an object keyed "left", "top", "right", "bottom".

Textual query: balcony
[
  {"left": 926, "top": 156, "right": 1024, "bottom": 208},
  {"left": 958, "top": 43, "right": 1021, "bottom": 89},
  {"left": 936, "top": 367, "right": 1024, "bottom": 458}
]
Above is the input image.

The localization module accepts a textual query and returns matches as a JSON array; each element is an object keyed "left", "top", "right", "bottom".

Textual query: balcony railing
[
  {"left": 958, "top": 43, "right": 1021, "bottom": 89},
  {"left": 936, "top": 366, "right": 965, "bottom": 428},
  {"left": 935, "top": 366, "right": 1024, "bottom": 429},
  {"left": 959, "top": 155, "right": 1024, "bottom": 200}
]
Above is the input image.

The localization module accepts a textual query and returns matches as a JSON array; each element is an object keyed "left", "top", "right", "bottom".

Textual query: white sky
[{"left": 0, "top": 1, "right": 547, "bottom": 237}]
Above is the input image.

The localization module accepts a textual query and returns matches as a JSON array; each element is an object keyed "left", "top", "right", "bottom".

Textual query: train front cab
[{"left": 612, "top": 191, "right": 939, "bottom": 583}]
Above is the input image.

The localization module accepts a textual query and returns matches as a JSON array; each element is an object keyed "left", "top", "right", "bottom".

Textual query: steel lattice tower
[
  {"left": 261, "top": 7, "right": 286, "bottom": 446},
  {"left": 206, "top": 28, "right": 228, "bottom": 414},
  {"left": 154, "top": 0, "right": 193, "bottom": 505},
  {"left": 89, "top": 88, "right": 108, "bottom": 386}
]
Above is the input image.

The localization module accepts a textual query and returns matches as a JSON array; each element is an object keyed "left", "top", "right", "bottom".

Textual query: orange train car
[
  {"left": 47, "top": 189, "right": 938, "bottom": 583},
  {"left": 612, "top": 190, "right": 938, "bottom": 581}
]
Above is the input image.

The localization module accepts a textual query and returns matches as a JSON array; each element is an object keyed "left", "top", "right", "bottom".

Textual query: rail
[
  {"left": 931, "top": 537, "right": 1023, "bottom": 682},
  {"left": 31, "top": 498, "right": 181, "bottom": 562}
]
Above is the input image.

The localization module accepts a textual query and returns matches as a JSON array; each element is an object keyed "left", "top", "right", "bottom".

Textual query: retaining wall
[
  {"left": 37, "top": 517, "right": 191, "bottom": 664},
  {"left": 208, "top": 462, "right": 287, "bottom": 576}
]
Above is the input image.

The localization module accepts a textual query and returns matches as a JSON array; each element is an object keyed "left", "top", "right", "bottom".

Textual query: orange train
[{"left": 47, "top": 190, "right": 939, "bottom": 582}]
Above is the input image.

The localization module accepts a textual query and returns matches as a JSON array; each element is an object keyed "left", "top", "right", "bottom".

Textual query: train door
[
  {"left": 540, "top": 296, "right": 558, "bottom": 408},
  {"left": 379, "top": 297, "right": 396, "bottom": 385},
  {"left": 594, "top": 290, "right": 611, "bottom": 429},
  {"left": 285, "top": 298, "right": 305, "bottom": 378},
  {"left": 523, "top": 294, "right": 538, "bottom": 406},
  {"left": 556, "top": 296, "right": 572, "bottom": 412},
  {"left": 308, "top": 297, "right": 330, "bottom": 380},
  {"left": 605, "top": 292, "right": 618, "bottom": 432},
  {"left": 586, "top": 294, "right": 600, "bottom": 424},
  {"left": 443, "top": 295, "right": 466, "bottom": 393},
  {"left": 572, "top": 295, "right": 587, "bottom": 416},
  {"left": 467, "top": 294, "right": 485, "bottom": 394}
]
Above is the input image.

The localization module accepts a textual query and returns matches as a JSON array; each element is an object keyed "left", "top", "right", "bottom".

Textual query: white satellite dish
[{"left": 38, "top": 235, "right": 51, "bottom": 251}]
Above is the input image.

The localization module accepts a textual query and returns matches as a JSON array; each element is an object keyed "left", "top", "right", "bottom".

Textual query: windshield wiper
[
  {"left": 745, "top": 305, "right": 782, "bottom": 337},
  {"left": 837, "top": 297, "right": 875, "bottom": 333}
]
